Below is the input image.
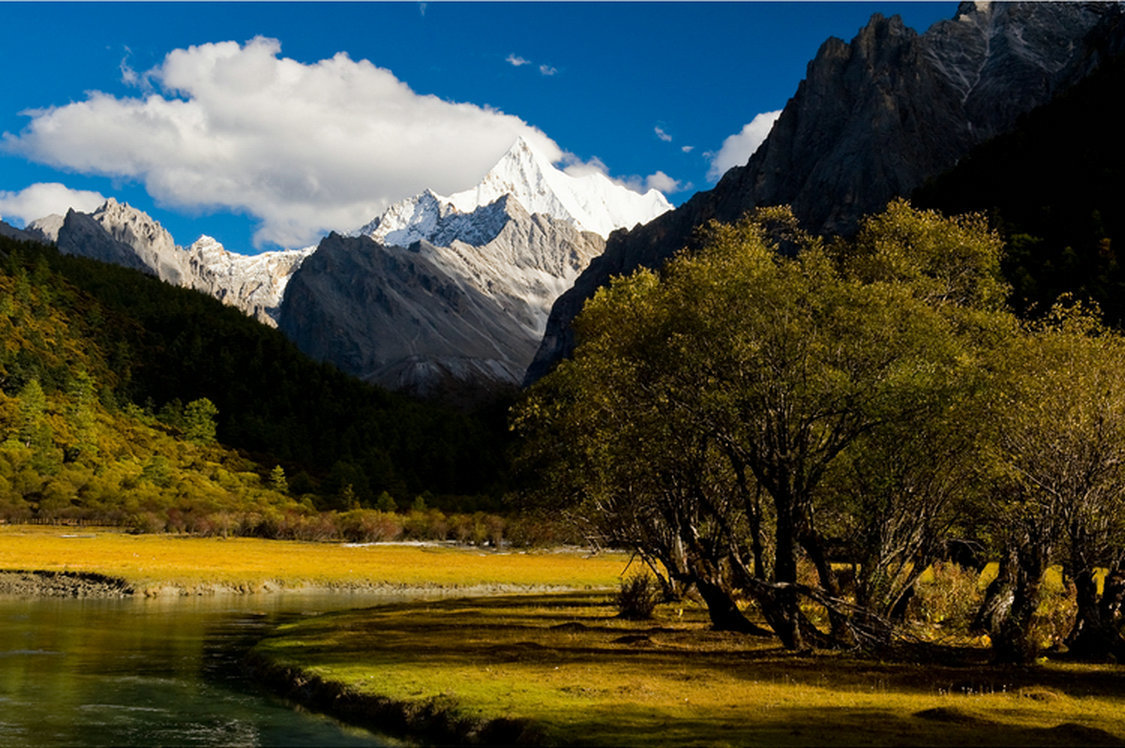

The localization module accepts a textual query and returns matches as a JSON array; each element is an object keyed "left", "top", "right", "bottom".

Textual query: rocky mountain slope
[
  {"left": 528, "top": 0, "right": 1125, "bottom": 383},
  {"left": 278, "top": 137, "right": 669, "bottom": 399},
  {"left": 38, "top": 199, "right": 313, "bottom": 325}
]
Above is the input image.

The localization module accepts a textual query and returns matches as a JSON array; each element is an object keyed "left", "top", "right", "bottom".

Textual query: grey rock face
[
  {"left": 51, "top": 199, "right": 311, "bottom": 326},
  {"left": 527, "top": 1, "right": 1125, "bottom": 383},
  {"left": 57, "top": 208, "right": 154, "bottom": 275},
  {"left": 24, "top": 214, "right": 65, "bottom": 243},
  {"left": 279, "top": 197, "right": 603, "bottom": 400}
]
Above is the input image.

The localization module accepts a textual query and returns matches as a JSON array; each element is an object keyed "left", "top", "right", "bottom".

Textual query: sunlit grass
[
  {"left": 256, "top": 593, "right": 1125, "bottom": 747},
  {"left": 0, "top": 525, "right": 627, "bottom": 593}
]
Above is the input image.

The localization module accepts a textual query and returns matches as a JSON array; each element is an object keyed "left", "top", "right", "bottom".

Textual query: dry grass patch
[
  {"left": 254, "top": 593, "right": 1125, "bottom": 746},
  {"left": 0, "top": 525, "right": 627, "bottom": 594}
]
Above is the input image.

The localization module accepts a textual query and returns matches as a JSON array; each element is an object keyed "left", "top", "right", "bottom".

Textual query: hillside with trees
[{"left": 0, "top": 233, "right": 512, "bottom": 530}]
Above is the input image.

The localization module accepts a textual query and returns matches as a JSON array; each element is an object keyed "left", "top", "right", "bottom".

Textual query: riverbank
[
  {"left": 0, "top": 525, "right": 628, "bottom": 597},
  {"left": 251, "top": 593, "right": 1125, "bottom": 747}
]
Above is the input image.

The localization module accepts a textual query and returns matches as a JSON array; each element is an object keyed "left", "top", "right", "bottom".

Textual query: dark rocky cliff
[{"left": 527, "top": 1, "right": 1125, "bottom": 383}]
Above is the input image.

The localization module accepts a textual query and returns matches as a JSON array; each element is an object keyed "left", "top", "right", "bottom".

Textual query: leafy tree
[
  {"left": 16, "top": 378, "right": 49, "bottom": 449},
  {"left": 516, "top": 202, "right": 1008, "bottom": 649},
  {"left": 268, "top": 464, "right": 289, "bottom": 495},
  {"left": 978, "top": 302, "right": 1125, "bottom": 662},
  {"left": 182, "top": 398, "right": 218, "bottom": 445}
]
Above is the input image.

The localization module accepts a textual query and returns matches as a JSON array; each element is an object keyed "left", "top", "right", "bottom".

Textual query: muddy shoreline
[
  {"left": 0, "top": 569, "right": 594, "bottom": 600},
  {"left": 0, "top": 570, "right": 135, "bottom": 597}
]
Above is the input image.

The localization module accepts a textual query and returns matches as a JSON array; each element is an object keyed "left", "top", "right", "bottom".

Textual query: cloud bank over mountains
[
  {"left": 0, "top": 182, "right": 107, "bottom": 225},
  {"left": 4, "top": 37, "right": 575, "bottom": 249},
  {"left": 2, "top": 35, "right": 775, "bottom": 251}
]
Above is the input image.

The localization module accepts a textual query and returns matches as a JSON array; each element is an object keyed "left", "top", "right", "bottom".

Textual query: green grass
[{"left": 254, "top": 593, "right": 1125, "bottom": 747}]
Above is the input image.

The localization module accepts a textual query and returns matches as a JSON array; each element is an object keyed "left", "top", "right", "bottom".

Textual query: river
[{"left": 0, "top": 592, "right": 421, "bottom": 747}]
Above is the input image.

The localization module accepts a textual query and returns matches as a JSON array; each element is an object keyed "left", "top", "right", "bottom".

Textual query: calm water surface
[{"left": 0, "top": 592, "right": 419, "bottom": 747}]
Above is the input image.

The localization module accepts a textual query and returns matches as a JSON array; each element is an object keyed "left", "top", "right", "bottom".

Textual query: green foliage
[
  {"left": 182, "top": 397, "right": 218, "bottom": 444},
  {"left": 268, "top": 465, "right": 289, "bottom": 495}
]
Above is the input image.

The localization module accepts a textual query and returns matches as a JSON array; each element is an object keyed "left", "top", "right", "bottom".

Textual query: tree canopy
[{"left": 515, "top": 201, "right": 1125, "bottom": 662}]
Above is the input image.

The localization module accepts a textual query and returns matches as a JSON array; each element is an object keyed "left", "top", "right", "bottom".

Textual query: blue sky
[{"left": 0, "top": 2, "right": 956, "bottom": 254}]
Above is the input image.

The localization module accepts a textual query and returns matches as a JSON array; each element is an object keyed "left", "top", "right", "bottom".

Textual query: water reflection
[{"left": 0, "top": 593, "right": 415, "bottom": 747}]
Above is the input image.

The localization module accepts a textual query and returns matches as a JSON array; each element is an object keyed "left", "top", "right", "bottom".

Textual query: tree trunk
[
  {"left": 989, "top": 546, "right": 1046, "bottom": 664},
  {"left": 694, "top": 577, "right": 771, "bottom": 635},
  {"left": 799, "top": 518, "right": 852, "bottom": 648},
  {"left": 1065, "top": 567, "right": 1125, "bottom": 662},
  {"left": 973, "top": 553, "right": 1014, "bottom": 634},
  {"left": 773, "top": 494, "right": 805, "bottom": 650}
]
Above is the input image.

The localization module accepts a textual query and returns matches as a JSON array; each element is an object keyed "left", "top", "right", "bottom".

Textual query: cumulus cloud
[
  {"left": 3, "top": 37, "right": 564, "bottom": 248},
  {"left": 0, "top": 182, "right": 107, "bottom": 226},
  {"left": 681, "top": 145, "right": 694, "bottom": 153},
  {"left": 538, "top": 64, "right": 557, "bottom": 76},
  {"left": 505, "top": 53, "right": 530, "bottom": 67},
  {"left": 707, "top": 110, "right": 782, "bottom": 181},
  {"left": 643, "top": 171, "right": 683, "bottom": 193},
  {"left": 654, "top": 126, "right": 672, "bottom": 143}
]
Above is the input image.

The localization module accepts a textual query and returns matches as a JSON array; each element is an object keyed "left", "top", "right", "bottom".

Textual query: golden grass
[
  {"left": 0, "top": 525, "right": 628, "bottom": 594},
  {"left": 255, "top": 593, "right": 1125, "bottom": 747}
]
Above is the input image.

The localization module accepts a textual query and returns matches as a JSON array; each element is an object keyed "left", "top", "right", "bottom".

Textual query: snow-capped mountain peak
[
  {"left": 449, "top": 137, "right": 672, "bottom": 238},
  {"left": 358, "top": 137, "right": 672, "bottom": 244}
]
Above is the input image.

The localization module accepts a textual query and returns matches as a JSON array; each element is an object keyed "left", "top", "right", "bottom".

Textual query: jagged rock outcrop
[
  {"left": 50, "top": 199, "right": 312, "bottom": 325},
  {"left": 279, "top": 196, "right": 603, "bottom": 400},
  {"left": 184, "top": 236, "right": 313, "bottom": 325},
  {"left": 24, "top": 214, "right": 65, "bottom": 243},
  {"left": 57, "top": 207, "right": 155, "bottom": 275},
  {"left": 527, "top": 1, "right": 1125, "bottom": 383}
]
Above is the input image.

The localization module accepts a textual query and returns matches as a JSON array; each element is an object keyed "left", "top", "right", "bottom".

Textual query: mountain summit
[{"left": 358, "top": 138, "right": 671, "bottom": 244}]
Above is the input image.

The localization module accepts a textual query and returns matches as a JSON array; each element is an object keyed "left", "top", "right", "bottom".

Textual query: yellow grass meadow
[
  {"left": 255, "top": 593, "right": 1125, "bottom": 747},
  {"left": 0, "top": 524, "right": 629, "bottom": 594}
]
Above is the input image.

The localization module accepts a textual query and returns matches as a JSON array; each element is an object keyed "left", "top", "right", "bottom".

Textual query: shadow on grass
[{"left": 269, "top": 593, "right": 1125, "bottom": 701}]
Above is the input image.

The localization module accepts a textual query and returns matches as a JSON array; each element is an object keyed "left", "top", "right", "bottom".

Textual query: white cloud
[
  {"left": 3, "top": 37, "right": 563, "bottom": 248},
  {"left": 119, "top": 47, "right": 139, "bottom": 86},
  {"left": 644, "top": 171, "right": 683, "bottom": 193},
  {"left": 707, "top": 110, "right": 782, "bottom": 181},
  {"left": 0, "top": 182, "right": 107, "bottom": 226},
  {"left": 538, "top": 64, "right": 558, "bottom": 76},
  {"left": 654, "top": 126, "right": 672, "bottom": 143},
  {"left": 612, "top": 169, "right": 687, "bottom": 197},
  {"left": 505, "top": 53, "right": 530, "bottom": 67},
  {"left": 681, "top": 145, "right": 694, "bottom": 153},
  {"left": 561, "top": 155, "right": 610, "bottom": 179}
]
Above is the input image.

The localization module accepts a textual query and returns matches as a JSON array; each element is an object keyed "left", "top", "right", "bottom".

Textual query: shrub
[
  {"left": 616, "top": 573, "right": 659, "bottom": 620},
  {"left": 909, "top": 561, "right": 984, "bottom": 631}
]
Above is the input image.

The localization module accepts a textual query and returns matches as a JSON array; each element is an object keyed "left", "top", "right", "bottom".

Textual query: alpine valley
[{"left": 8, "top": 138, "right": 669, "bottom": 402}]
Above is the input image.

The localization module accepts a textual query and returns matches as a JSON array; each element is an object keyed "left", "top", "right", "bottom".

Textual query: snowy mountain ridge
[{"left": 357, "top": 137, "right": 672, "bottom": 245}]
